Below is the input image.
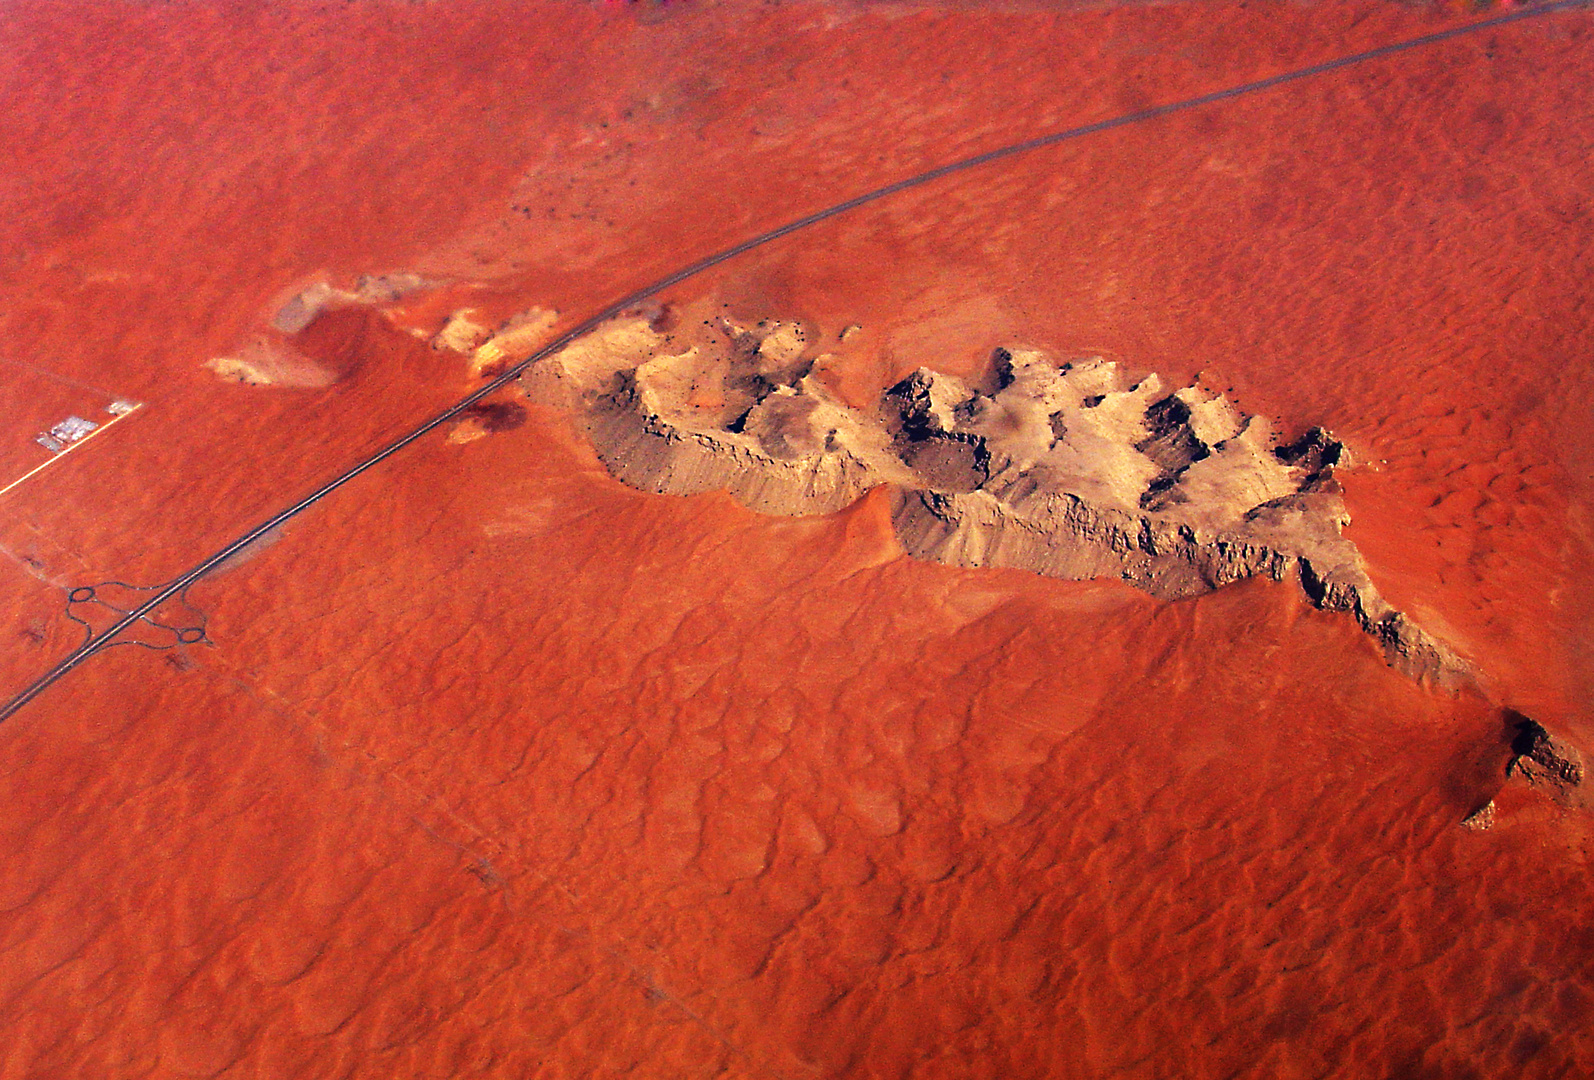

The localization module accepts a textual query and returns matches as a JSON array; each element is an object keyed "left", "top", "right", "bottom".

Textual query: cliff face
[{"left": 520, "top": 310, "right": 1465, "bottom": 683}]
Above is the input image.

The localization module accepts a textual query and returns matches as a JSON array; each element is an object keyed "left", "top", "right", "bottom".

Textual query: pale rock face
[
  {"left": 207, "top": 355, "right": 277, "bottom": 386},
  {"left": 1162, "top": 417, "right": 1299, "bottom": 532},
  {"left": 352, "top": 272, "right": 428, "bottom": 305},
  {"left": 271, "top": 282, "right": 340, "bottom": 335},
  {"left": 468, "top": 308, "right": 559, "bottom": 378},
  {"left": 981, "top": 357, "right": 1168, "bottom": 514},
  {"left": 519, "top": 313, "right": 1463, "bottom": 683},
  {"left": 757, "top": 323, "right": 808, "bottom": 367},
  {"left": 519, "top": 315, "right": 662, "bottom": 408},
  {"left": 205, "top": 337, "right": 339, "bottom": 388},
  {"left": 270, "top": 274, "right": 430, "bottom": 335},
  {"left": 1177, "top": 385, "right": 1245, "bottom": 445},
  {"left": 741, "top": 388, "right": 825, "bottom": 460},
  {"left": 432, "top": 309, "right": 492, "bottom": 354},
  {"left": 574, "top": 336, "right": 916, "bottom": 517}
]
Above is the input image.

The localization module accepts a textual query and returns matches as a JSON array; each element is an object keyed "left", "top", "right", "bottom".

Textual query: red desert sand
[{"left": 0, "top": 2, "right": 1590, "bottom": 1077}]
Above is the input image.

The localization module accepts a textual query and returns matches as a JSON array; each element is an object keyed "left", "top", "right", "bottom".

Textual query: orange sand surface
[{"left": 1, "top": 2, "right": 1591, "bottom": 1077}]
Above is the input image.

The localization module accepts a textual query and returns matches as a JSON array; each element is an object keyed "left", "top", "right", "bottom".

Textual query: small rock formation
[
  {"left": 460, "top": 308, "right": 558, "bottom": 379},
  {"left": 211, "top": 273, "right": 434, "bottom": 386},
  {"left": 522, "top": 312, "right": 1466, "bottom": 682},
  {"left": 206, "top": 337, "right": 341, "bottom": 388},
  {"left": 270, "top": 274, "right": 431, "bottom": 335},
  {"left": 432, "top": 309, "right": 493, "bottom": 355},
  {"left": 1459, "top": 800, "right": 1496, "bottom": 831},
  {"left": 1506, "top": 715, "right": 1586, "bottom": 807},
  {"left": 523, "top": 314, "right": 917, "bottom": 515},
  {"left": 445, "top": 401, "right": 529, "bottom": 445}
]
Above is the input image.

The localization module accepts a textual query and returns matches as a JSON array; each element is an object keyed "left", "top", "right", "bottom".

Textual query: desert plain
[{"left": 0, "top": 1, "right": 1591, "bottom": 1077}]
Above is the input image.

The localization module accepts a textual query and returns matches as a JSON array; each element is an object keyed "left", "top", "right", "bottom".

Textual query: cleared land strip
[{"left": 0, "top": 403, "right": 144, "bottom": 501}]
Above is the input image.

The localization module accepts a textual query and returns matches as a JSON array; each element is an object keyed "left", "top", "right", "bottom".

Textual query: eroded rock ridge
[{"left": 518, "top": 312, "right": 1464, "bottom": 683}]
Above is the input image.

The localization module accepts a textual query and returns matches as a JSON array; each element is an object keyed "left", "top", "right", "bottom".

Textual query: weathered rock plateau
[{"left": 517, "top": 310, "right": 1466, "bottom": 683}]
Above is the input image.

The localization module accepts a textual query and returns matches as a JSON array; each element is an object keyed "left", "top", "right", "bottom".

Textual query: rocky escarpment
[
  {"left": 1465, "top": 714, "right": 1589, "bottom": 829},
  {"left": 521, "top": 314, "right": 919, "bottom": 516},
  {"left": 518, "top": 311, "right": 1465, "bottom": 684},
  {"left": 1506, "top": 715, "right": 1587, "bottom": 808},
  {"left": 885, "top": 353, "right": 1459, "bottom": 681}
]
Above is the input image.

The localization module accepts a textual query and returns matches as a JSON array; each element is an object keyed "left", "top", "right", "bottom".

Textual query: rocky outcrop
[
  {"left": 211, "top": 274, "right": 435, "bottom": 387},
  {"left": 1507, "top": 715, "right": 1587, "bottom": 807},
  {"left": 523, "top": 314, "right": 917, "bottom": 516},
  {"left": 520, "top": 313, "right": 1466, "bottom": 683},
  {"left": 885, "top": 350, "right": 1461, "bottom": 681},
  {"left": 270, "top": 274, "right": 431, "bottom": 335},
  {"left": 206, "top": 337, "right": 341, "bottom": 388},
  {"left": 1459, "top": 801, "right": 1496, "bottom": 831},
  {"left": 458, "top": 308, "right": 559, "bottom": 378}
]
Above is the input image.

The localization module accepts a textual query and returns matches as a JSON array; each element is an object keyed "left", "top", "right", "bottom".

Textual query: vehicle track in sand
[{"left": 1, "top": 0, "right": 1583, "bottom": 725}]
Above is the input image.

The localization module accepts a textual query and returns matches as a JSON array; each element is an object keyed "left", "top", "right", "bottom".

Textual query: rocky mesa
[{"left": 513, "top": 308, "right": 1465, "bottom": 684}]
